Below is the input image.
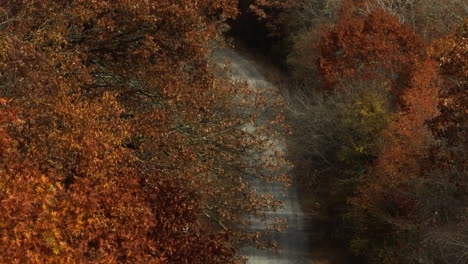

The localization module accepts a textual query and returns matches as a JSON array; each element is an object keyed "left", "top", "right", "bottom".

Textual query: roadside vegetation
[
  {"left": 0, "top": 1, "right": 288, "bottom": 263},
  {"left": 247, "top": 0, "right": 467, "bottom": 263},
  {"left": 0, "top": 1, "right": 466, "bottom": 263}
]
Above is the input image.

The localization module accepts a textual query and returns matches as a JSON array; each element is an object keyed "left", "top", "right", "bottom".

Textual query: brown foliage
[
  {"left": 349, "top": 21, "right": 467, "bottom": 264},
  {"left": 317, "top": 0, "right": 424, "bottom": 91},
  {"left": 417, "top": 22, "right": 468, "bottom": 263},
  {"left": 429, "top": 20, "right": 468, "bottom": 150},
  {"left": 0, "top": 1, "right": 287, "bottom": 263},
  {"left": 278, "top": 0, "right": 465, "bottom": 262},
  {"left": 351, "top": 58, "right": 441, "bottom": 217}
]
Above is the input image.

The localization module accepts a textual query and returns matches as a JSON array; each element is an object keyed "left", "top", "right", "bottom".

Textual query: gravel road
[{"left": 212, "top": 48, "right": 314, "bottom": 264}]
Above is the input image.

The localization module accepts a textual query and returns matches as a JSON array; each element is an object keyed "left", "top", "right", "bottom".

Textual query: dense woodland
[
  {"left": 0, "top": 1, "right": 289, "bottom": 263},
  {"left": 0, "top": 0, "right": 466, "bottom": 264},
  {"left": 249, "top": 0, "right": 466, "bottom": 263}
]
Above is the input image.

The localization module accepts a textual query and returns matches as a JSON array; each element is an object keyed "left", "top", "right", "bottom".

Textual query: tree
[
  {"left": 0, "top": 1, "right": 287, "bottom": 263},
  {"left": 316, "top": 0, "right": 424, "bottom": 91},
  {"left": 348, "top": 57, "right": 441, "bottom": 263},
  {"left": 284, "top": 79, "right": 393, "bottom": 250},
  {"left": 285, "top": 2, "right": 434, "bottom": 259},
  {"left": 277, "top": 0, "right": 465, "bottom": 262},
  {"left": 362, "top": 0, "right": 467, "bottom": 39},
  {"left": 429, "top": 20, "right": 467, "bottom": 153},
  {"left": 415, "top": 20, "right": 468, "bottom": 264},
  {"left": 341, "top": 19, "right": 467, "bottom": 264}
]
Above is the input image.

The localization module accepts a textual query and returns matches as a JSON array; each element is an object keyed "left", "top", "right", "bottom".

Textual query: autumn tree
[
  {"left": 285, "top": 2, "right": 466, "bottom": 262},
  {"left": 0, "top": 0, "right": 288, "bottom": 263},
  {"left": 429, "top": 20, "right": 468, "bottom": 155},
  {"left": 361, "top": 0, "right": 467, "bottom": 39},
  {"left": 287, "top": 0, "right": 425, "bottom": 216},
  {"left": 415, "top": 20, "right": 468, "bottom": 264},
  {"left": 0, "top": 95, "right": 165, "bottom": 263},
  {"left": 348, "top": 58, "right": 441, "bottom": 262},
  {"left": 283, "top": 0, "right": 466, "bottom": 84},
  {"left": 348, "top": 20, "right": 467, "bottom": 264},
  {"left": 271, "top": 0, "right": 466, "bottom": 262},
  {"left": 316, "top": 0, "right": 424, "bottom": 91},
  {"left": 284, "top": 0, "right": 341, "bottom": 83},
  {"left": 285, "top": 80, "right": 392, "bottom": 219}
]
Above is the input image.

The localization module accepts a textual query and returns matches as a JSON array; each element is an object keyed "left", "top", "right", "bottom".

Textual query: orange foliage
[
  {"left": 429, "top": 20, "right": 467, "bottom": 150},
  {"left": 351, "top": 58, "right": 440, "bottom": 217},
  {"left": 0, "top": 0, "right": 286, "bottom": 263},
  {"left": 317, "top": 0, "right": 424, "bottom": 91},
  {"left": 314, "top": 2, "right": 442, "bottom": 217},
  {"left": 349, "top": 21, "right": 466, "bottom": 261}
]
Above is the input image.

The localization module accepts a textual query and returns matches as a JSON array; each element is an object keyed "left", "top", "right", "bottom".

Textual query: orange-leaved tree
[
  {"left": 0, "top": 0, "right": 287, "bottom": 263},
  {"left": 349, "top": 21, "right": 467, "bottom": 263},
  {"left": 349, "top": 57, "right": 442, "bottom": 263},
  {"left": 416, "top": 21, "right": 468, "bottom": 264},
  {"left": 317, "top": 0, "right": 424, "bottom": 92}
]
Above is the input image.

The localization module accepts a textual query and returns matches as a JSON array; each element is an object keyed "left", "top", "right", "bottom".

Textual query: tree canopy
[{"left": 0, "top": 1, "right": 288, "bottom": 263}]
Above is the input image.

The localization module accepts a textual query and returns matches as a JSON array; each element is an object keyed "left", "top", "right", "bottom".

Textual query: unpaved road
[{"left": 212, "top": 48, "right": 315, "bottom": 264}]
